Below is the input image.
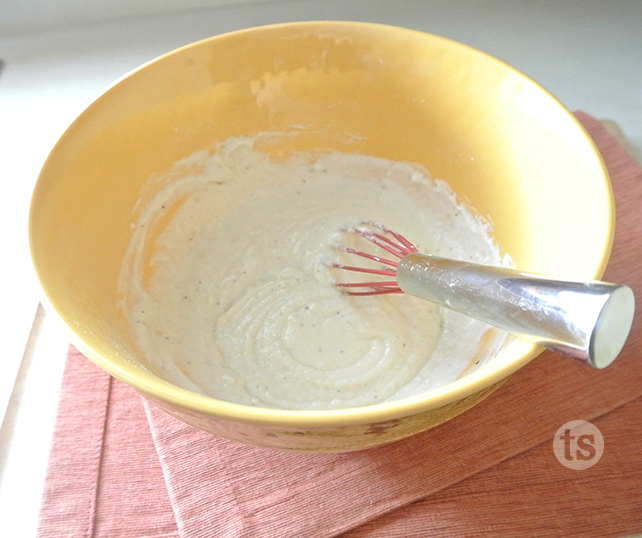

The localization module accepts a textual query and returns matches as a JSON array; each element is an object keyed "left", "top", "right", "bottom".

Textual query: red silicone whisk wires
[{"left": 332, "top": 221, "right": 418, "bottom": 296}]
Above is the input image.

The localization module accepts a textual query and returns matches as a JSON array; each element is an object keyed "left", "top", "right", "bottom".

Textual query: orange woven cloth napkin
[{"left": 37, "top": 112, "right": 642, "bottom": 538}]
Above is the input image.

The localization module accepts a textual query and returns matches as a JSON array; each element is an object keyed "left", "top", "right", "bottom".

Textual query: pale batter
[{"left": 119, "top": 134, "right": 508, "bottom": 410}]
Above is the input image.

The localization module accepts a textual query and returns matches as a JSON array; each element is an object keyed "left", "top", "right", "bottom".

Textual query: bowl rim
[{"left": 29, "top": 20, "right": 615, "bottom": 429}]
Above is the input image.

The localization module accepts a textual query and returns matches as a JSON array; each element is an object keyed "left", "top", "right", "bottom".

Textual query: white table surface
[{"left": 1, "top": 1, "right": 641, "bottom": 536}]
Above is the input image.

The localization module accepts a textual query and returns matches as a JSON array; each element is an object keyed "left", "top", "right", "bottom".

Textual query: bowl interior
[{"left": 29, "top": 22, "right": 613, "bottom": 421}]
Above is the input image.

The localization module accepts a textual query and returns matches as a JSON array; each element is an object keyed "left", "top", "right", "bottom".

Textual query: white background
[{"left": 0, "top": 1, "right": 641, "bottom": 536}]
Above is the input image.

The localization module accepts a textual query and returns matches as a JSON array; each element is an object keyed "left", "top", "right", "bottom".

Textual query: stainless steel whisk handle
[{"left": 396, "top": 253, "right": 635, "bottom": 368}]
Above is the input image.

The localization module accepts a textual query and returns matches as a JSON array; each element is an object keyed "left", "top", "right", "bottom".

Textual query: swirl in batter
[{"left": 119, "top": 135, "right": 507, "bottom": 410}]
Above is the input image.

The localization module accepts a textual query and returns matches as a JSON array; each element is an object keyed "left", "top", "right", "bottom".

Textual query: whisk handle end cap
[{"left": 588, "top": 284, "right": 635, "bottom": 369}]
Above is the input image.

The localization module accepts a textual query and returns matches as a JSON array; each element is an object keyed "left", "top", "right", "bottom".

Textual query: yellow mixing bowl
[{"left": 29, "top": 22, "right": 613, "bottom": 451}]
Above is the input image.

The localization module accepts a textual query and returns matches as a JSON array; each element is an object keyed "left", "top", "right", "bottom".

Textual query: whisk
[{"left": 332, "top": 222, "right": 635, "bottom": 369}]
